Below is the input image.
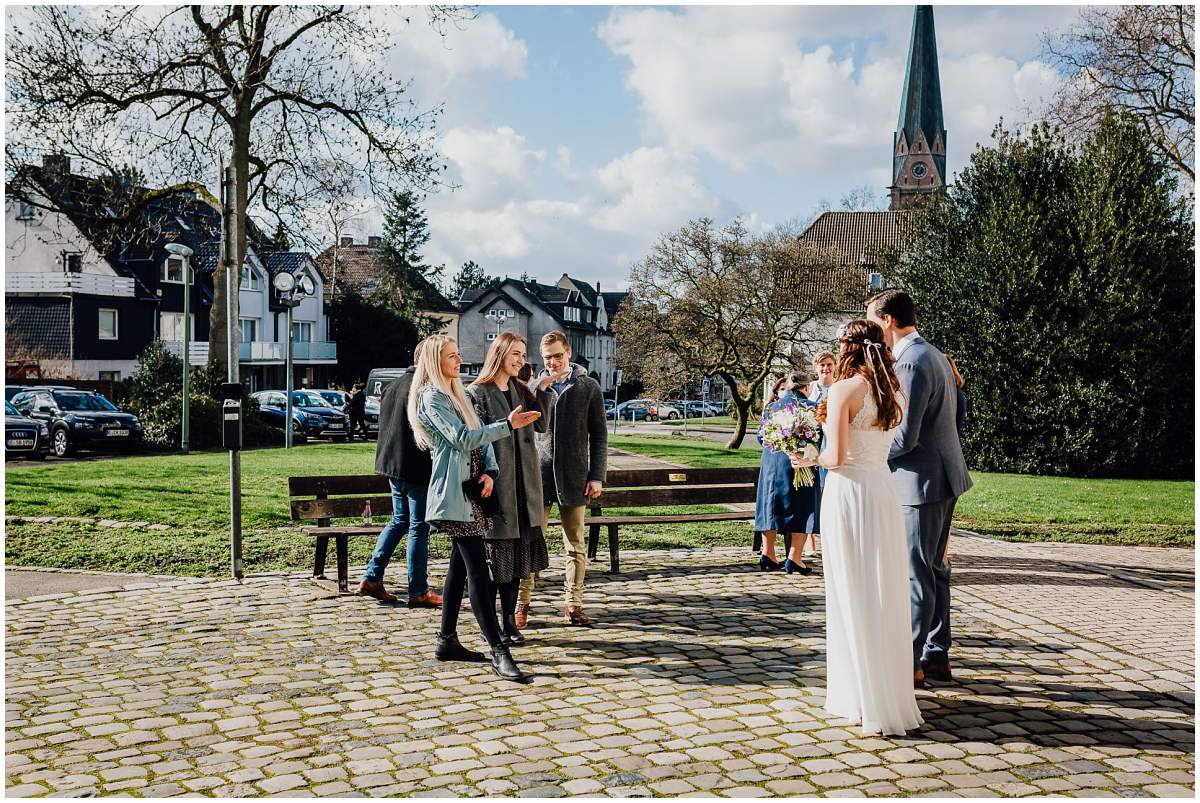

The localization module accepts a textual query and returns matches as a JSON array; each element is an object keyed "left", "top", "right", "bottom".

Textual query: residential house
[
  {"left": 314, "top": 235, "right": 460, "bottom": 340},
  {"left": 5, "top": 155, "right": 336, "bottom": 391},
  {"left": 456, "top": 274, "right": 627, "bottom": 394}
]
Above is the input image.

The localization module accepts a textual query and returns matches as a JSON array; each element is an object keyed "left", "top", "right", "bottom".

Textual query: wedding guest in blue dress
[
  {"left": 754, "top": 373, "right": 817, "bottom": 575},
  {"left": 802, "top": 351, "right": 837, "bottom": 558}
]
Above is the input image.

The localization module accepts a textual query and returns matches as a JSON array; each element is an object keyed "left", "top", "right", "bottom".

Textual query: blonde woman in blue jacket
[{"left": 409, "top": 335, "right": 541, "bottom": 682}]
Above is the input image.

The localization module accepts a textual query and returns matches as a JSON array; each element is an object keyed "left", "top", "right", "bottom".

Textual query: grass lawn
[{"left": 5, "top": 437, "right": 1193, "bottom": 576}]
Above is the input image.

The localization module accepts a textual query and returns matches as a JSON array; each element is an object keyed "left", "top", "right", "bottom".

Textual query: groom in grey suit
[{"left": 867, "top": 289, "right": 972, "bottom": 687}]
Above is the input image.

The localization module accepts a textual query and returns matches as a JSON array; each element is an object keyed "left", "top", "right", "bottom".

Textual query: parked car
[
  {"left": 251, "top": 390, "right": 349, "bottom": 441},
  {"left": 606, "top": 400, "right": 651, "bottom": 421},
  {"left": 683, "top": 401, "right": 725, "bottom": 418},
  {"left": 5, "top": 400, "right": 50, "bottom": 460},
  {"left": 603, "top": 399, "right": 616, "bottom": 412},
  {"left": 315, "top": 389, "right": 380, "bottom": 436},
  {"left": 10, "top": 387, "right": 143, "bottom": 457},
  {"left": 648, "top": 400, "right": 681, "bottom": 421},
  {"left": 365, "top": 368, "right": 408, "bottom": 404}
]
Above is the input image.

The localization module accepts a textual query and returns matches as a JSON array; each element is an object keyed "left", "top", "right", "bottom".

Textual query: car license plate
[
  {"left": 328, "top": 423, "right": 343, "bottom": 429},
  {"left": 368, "top": 423, "right": 378, "bottom": 430},
  {"left": 106, "top": 429, "right": 129, "bottom": 437},
  {"left": 7, "top": 438, "right": 34, "bottom": 448}
]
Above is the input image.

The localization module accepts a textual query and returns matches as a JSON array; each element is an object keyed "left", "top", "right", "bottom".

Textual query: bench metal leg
[
  {"left": 607, "top": 524, "right": 620, "bottom": 574},
  {"left": 313, "top": 535, "right": 329, "bottom": 579},
  {"left": 752, "top": 530, "right": 762, "bottom": 554},
  {"left": 336, "top": 535, "right": 350, "bottom": 593},
  {"left": 587, "top": 523, "right": 600, "bottom": 561}
]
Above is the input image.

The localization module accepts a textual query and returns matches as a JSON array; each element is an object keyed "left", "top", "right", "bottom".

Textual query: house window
[
  {"left": 487, "top": 332, "right": 498, "bottom": 341},
  {"left": 239, "top": 318, "right": 258, "bottom": 343},
  {"left": 98, "top": 308, "right": 118, "bottom": 340},
  {"left": 506, "top": 309, "right": 514, "bottom": 319},
  {"left": 160, "top": 312, "right": 191, "bottom": 341},
  {"left": 162, "top": 256, "right": 193, "bottom": 284},
  {"left": 63, "top": 253, "right": 83, "bottom": 273},
  {"left": 291, "top": 322, "right": 313, "bottom": 342},
  {"left": 240, "top": 265, "right": 260, "bottom": 291},
  {"left": 98, "top": 370, "right": 120, "bottom": 381},
  {"left": 17, "top": 201, "right": 35, "bottom": 220}
]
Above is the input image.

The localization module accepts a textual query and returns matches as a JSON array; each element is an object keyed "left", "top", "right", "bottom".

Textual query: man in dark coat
[
  {"left": 516, "top": 330, "right": 608, "bottom": 627},
  {"left": 360, "top": 343, "right": 441, "bottom": 607},
  {"left": 345, "top": 383, "right": 369, "bottom": 441}
]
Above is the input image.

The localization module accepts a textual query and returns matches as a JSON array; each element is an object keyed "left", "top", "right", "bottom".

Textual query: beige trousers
[{"left": 519, "top": 505, "right": 588, "bottom": 607}]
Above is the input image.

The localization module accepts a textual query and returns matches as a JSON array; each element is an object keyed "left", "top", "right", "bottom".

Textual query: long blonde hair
[
  {"left": 407, "top": 335, "right": 481, "bottom": 450},
  {"left": 472, "top": 331, "right": 536, "bottom": 409}
]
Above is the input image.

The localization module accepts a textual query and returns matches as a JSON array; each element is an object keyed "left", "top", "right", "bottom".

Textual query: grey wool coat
[
  {"left": 536, "top": 363, "right": 608, "bottom": 508},
  {"left": 888, "top": 335, "right": 973, "bottom": 506},
  {"left": 467, "top": 381, "right": 553, "bottom": 540}
]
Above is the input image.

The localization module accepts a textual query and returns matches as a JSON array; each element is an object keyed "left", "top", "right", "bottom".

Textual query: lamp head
[
  {"left": 299, "top": 275, "right": 316, "bottom": 296},
  {"left": 164, "top": 243, "right": 193, "bottom": 258},
  {"left": 272, "top": 271, "right": 296, "bottom": 294}
]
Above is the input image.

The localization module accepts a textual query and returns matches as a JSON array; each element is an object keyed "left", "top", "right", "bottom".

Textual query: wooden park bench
[
  {"left": 582, "top": 466, "right": 759, "bottom": 573},
  {"left": 288, "top": 465, "right": 762, "bottom": 589}
]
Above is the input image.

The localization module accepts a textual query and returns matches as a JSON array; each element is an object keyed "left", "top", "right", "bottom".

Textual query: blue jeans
[{"left": 364, "top": 479, "right": 430, "bottom": 597}]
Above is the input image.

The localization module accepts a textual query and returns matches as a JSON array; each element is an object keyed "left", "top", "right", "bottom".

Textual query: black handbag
[{"left": 462, "top": 437, "right": 500, "bottom": 516}]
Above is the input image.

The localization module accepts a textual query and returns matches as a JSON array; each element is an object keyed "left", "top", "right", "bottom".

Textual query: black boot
[
  {"left": 435, "top": 632, "right": 487, "bottom": 663},
  {"left": 491, "top": 644, "right": 528, "bottom": 682},
  {"left": 501, "top": 613, "right": 525, "bottom": 646}
]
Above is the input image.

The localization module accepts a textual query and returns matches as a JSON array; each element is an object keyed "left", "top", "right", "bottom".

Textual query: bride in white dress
[{"left": 792, "top": 319, "right": 923, "bottom": 736}]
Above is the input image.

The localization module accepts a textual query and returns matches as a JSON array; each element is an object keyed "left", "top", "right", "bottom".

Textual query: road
[{"left": 609, "top": 419, "right": 758, "bottom": 447}]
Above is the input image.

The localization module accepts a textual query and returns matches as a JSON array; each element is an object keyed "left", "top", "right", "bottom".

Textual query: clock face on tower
[{"left": 910, "top": 161, "right": 928, "bottom": 180}]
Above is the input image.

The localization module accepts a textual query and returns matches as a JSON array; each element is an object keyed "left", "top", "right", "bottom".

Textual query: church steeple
[{"left": 889, "top": 5, "right": 947, "bottom": 210}]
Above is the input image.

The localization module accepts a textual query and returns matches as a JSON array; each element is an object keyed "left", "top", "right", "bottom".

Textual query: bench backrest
[
  {"left": 288, "top": 475, "right": 393, "bottom": 522},
  {"left": 592, "top": 466, "right": 758, "bottom": 508},
  {"left": 287, "top": 465, "right": 760, "bottom": 521}
]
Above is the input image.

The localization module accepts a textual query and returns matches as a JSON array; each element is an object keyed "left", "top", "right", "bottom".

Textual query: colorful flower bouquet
[{"left": 758, "top": 400, "right": 822, "bottom": 487}]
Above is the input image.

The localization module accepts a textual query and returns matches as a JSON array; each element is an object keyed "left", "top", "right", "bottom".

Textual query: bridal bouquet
[{"left": 758, "top": 400, "right": 822, "bottom": 488}]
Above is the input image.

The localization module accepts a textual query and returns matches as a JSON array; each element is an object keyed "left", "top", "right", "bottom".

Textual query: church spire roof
[{"left": 890, "top": 5, "right": 947, "bottom": 210}]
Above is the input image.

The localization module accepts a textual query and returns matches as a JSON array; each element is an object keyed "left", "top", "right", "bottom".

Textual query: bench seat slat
[
  {"left": 303, "top": 526, "right": 383, "bottom": 537},
  {"left": 602, "top": 466, "right": 759, "bottom": 488},
  {"left": 597, "top": 484, "right": 757, "bottom": 508},
  {"left": 583, "top": 511, "right": 754, "bottom": 525},
  {"left": 292, "top": 496, "right": 394, "bottom": 521},
  {"left": 288, "top": 475, "right": 392, "bottom": 496}
]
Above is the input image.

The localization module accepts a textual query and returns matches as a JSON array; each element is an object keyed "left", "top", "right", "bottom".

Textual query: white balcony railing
[
  {"left": 239, "top": 340, "right": 337, "bottom": 363},
  {"left": 162, "top": 340, "right": 209, "bottom": 367},
  {"left": 6, "top": 271, "right": 135, "bottom": 297}
]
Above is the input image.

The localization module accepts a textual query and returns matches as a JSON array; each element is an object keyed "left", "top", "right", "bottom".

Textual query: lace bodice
[{"left": 834, "top": 390, "right": 900, "bottom": 469}]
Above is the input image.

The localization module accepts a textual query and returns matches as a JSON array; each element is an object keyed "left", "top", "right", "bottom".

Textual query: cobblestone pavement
[{"left": 6, "top": 538, "right": 1194, "bottom": 798}]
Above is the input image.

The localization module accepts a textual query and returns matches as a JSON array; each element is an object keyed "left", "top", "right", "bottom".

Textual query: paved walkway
[{"left": 5, "top": 536, "right": 1193, "bottom": 798}]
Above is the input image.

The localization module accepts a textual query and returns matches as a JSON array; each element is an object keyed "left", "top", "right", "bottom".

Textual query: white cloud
[
  {"left": 598, "top": 5, "right": 1071, "bottom": 181},
  {"left": 439, "top": 126, "right": 547, "bottom": 207}
]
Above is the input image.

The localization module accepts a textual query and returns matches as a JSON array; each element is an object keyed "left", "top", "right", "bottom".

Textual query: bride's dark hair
[{"left": 817, "top": 319, "right": 902, "bottom": 428}]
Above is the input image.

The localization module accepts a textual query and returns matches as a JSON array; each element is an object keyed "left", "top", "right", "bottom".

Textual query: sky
[{"left": 112, "top": 2, "right": 1079, "bottom": 294}]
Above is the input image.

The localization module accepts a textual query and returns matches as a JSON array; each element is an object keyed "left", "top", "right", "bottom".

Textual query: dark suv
[{"left": 11, "top": 388, "right": 143, "bottom": 457}]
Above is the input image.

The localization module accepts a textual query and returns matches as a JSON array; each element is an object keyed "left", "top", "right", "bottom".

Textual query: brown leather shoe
[
  {"left": 921, "top": 659, "right": 953, "bottom": 682},
  {"left": 408, "top": 590, "right": 443, "bottom": 608},
  {"left": 913, "top": 667, "right": 925, "bottom": 689},
  {"left": 515, "top": 602, "right": 529, "bottom": 629},
  {"left": 563, "top": 606, "right": 593, "bottom": 627},
  {"left": 358, "top": 579, "right": 398, "bottom": 603}
]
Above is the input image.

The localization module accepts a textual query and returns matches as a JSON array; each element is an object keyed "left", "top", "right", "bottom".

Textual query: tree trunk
[
  {"left": 209, "top": 131, "right": 250, "bottom": 380},
  {"left": 726, "top": 396, "right": 753, "bottom": 449}
]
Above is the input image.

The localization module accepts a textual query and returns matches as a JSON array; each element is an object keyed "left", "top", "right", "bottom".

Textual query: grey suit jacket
[{"left": 888, "top": 335, "right": 973, "bottom": 506}]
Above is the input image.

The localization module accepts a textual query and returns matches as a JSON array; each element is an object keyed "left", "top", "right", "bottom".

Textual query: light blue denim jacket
[{"left": 417, "top": 385, "right": 509, "bottom": 522}]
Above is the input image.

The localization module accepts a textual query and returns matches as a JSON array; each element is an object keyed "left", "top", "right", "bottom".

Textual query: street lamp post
[
  {"left": 164, "top": 243, "right": 194, "bottom": 454},
  {"left": 272, "top": 271, "right": 316, "bottom": 448}
]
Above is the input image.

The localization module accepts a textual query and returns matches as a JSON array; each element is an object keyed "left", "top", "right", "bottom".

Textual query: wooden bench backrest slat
[
  {"left": 597, "top": 484, "right": 757, "bottom": 508},
  {"left": 288, "top": 475, "right": 392, "bottom": 496},
  {"left": 292, "top": 495, "right": 395, "bottom": 522},
  {"left": 603, "top": 466, "right": 758, "bottom": 488}
]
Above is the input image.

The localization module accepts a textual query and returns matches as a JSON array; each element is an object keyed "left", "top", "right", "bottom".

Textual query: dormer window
[
  {"left": 63, "top": 252, "right": 83, "bottom": 273},
  {"left": 17, "top": 201, "right": 36, "bottom": 220},
  {"left": 162, "top": 256, "right": 194, "bottom": 284},
  {"left": 240, "top": 264, "right": 261, "bottom": 291}
]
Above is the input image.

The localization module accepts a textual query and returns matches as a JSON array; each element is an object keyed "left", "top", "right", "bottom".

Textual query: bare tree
[
  {"left": 1044, "top": 5, "right": 1195, "bottom": 181},
  {"left": 613, "top": 218, "right": 843, "bottom": 449},
  {"left": 6, "top": 5, "right": 464, "bottom": 376},
  {"left": 838, "top": 185, "right": 883, "bottom": 212}
]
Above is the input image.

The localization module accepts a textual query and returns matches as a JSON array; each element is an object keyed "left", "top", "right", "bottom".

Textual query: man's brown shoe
[
  {"left": 921, "top": 659, "right": 952, "bottom": 682},
  {"left": 563, "top": 606, "right": 593, "bottom": 627},
  {"left": 358, "top": 579, "right": 398, "bottom": 603},
  {"left": 514, "top": 602, "right": 530, "bottom": 629},
  {"left": 408, "top": 590, "right": 443, "bottom": 608},
  {"left": 913, "top": 668, "right": 925, "bottom": 689}
]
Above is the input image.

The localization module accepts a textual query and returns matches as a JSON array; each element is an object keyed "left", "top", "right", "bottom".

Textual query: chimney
[
  {"left": 367, "top": 236, "right": 382, "bottom": 248},
  {"left": 42, "top": 153, "right": 71, "bottom": 174},
  {"left": 340, "top": 235, "right": 354, "bottom": 247},
  {"left": 595, "top": 281, "right": 601, "bottom": 292}
]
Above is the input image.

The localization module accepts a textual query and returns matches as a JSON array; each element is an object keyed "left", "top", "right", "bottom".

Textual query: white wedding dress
[{"left": 820, "top": 390, "right": 924, "bottom": 736}]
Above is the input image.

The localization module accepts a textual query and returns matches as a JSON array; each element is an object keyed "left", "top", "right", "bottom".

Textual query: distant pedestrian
[
  {"left": 754, "top": 373, "right": 816, "bottom": 575},
  {"left": 346, "top": 383, "right": 369, "bottom": 441}
]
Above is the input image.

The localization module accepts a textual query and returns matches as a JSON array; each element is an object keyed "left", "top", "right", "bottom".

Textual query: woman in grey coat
[{"left": 469, "top": 332, "right": 553, "bottom": 646}]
